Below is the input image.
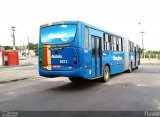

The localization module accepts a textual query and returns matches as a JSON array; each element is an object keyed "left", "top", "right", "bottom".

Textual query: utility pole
[
  {"left": 11, "top": 26, "right": 16, "bottom": 50},
  {"left": 27, "top": 36, "right": 31, "bottom": 64},
  {"left": 27, "top": 36, "right": 30, "bottom": 55},
  {"left": 33, "top": 35, "right": 34, "bottom": 44},
  {"left": 140, "top": 31, "right": 145, "bottom": 58}
]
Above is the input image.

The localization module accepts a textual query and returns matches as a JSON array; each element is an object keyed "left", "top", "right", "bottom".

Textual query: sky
[{"left": 0, "top": 0, "right": 160, "bottom": 50}]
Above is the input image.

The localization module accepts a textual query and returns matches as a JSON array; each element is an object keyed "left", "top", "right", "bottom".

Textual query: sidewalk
[
  {"left": 0, "top": 56, "right": 39, "bottom": 84},
  {"left": 0, "top": 56, "right": 38, "bottom": 68}
]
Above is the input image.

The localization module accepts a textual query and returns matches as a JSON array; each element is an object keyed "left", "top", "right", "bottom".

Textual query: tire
[
  {"left": 68, "top": 77, "right": 82, "bottom": 82},
  {"left": 101, "top": 66, "right": 110, "bottom": 82},
  {"left": 128, "top": 62, "right": 132, "bottom": 73}
]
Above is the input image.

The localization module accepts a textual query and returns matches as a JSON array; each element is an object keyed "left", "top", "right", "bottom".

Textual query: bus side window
[
  {"left": 84, "top": 27, "right": 89, "bottom": 50},
  {"left": 121, "top": 38, "right": 123, "bottom": 51},
  {"left": 132, "top": 43, "right": 134, "bottom": 52},
  {"left": 107, "top": 35, "right": 111, "bottom": 50},
  {"left": 129, "top": 41, "right": 131, "bottom": 52},
  {"left": 116, "top": 37, "right": 119, "bottom": 51},
  {"left": 104, "top": 33, "right": 110, "bottom": 50},
  {"left": 113, "top": 36, "right": 117, "bottom": 51},
  {"left": 129, "top": 41, "right": 134, "bottom": 52},
  {"left": 117, "top": 37, "right": 123, "bottom": 52},
  {"left": 110, "top": 36, "right": 113, "bottom": 51}
]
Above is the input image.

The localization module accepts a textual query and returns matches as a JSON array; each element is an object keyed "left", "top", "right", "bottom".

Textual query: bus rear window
[{"left": 40, "top": 25, "right": 77, "bottom": 44}]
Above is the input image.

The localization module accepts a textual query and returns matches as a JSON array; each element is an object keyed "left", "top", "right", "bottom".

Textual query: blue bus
[{"left": 39, "top": 21, "right": 140, "bottom": 82}]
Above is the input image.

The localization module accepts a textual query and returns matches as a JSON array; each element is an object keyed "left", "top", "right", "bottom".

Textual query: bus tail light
[
  {"left": 39, "top": 58, "right": 42, "bottom": 61},
  {"left": 73, "top": 56, "right": 77, "bottom": 61},
  {"left": 73, "top": 56, "right": 77, "bottom": 64},
  {"left": 39, "top": 58, "right": 42, "bottom": 64}
]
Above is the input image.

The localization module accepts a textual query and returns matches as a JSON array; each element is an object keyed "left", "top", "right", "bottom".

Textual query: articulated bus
[{"left": 39, "top": 21, "right": 140, "bottom": 82}]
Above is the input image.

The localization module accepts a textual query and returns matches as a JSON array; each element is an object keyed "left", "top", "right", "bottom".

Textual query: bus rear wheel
[
  {"left": 101, "top": 66, "right": 110, "bottom": 82},
  {"left": 128, "top": 62, "right": 132, "bottom": 73},
  {"left": 68, "top": 77, "right": 82, "bottom": 82}
]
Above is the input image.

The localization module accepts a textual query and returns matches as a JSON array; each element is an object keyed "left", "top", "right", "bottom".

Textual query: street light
[
  {"left": 138, "top": 22, "right": 146, "bottom": 58},
  {"left": 140, "top": 31, "right": 145, "bottom": 58},
  {"left": 140, "top": 31, "right": 145, "bottom": 50}
]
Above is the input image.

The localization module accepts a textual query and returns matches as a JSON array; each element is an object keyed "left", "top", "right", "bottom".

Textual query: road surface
[{"left": 0, "top": 65, "right": 160, "bottom": 116}]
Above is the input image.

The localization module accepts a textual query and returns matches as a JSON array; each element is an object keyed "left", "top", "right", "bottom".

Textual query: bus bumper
[{"left": 39, "top": 67, "right": 84, "bottom": 78}]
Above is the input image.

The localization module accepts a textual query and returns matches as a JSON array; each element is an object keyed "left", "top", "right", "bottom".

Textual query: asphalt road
[{"left": 0, "top": 65, "right": 160, "bottom": 116}]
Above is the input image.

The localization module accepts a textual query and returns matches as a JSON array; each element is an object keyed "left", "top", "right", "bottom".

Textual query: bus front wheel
[{"left": 101, "top": 66, "right": 110, "bottom": 82}]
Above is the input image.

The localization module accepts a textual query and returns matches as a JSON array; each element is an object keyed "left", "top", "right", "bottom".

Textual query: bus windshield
[{"left": 40, "top": 24, "right": 77, "bottom": 44}]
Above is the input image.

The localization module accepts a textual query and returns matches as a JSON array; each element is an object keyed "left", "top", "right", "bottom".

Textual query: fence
[
  {"left": 141, "top": 53, "right": 160, "bottom": 59},
  {"left": 140, "top": 52, "right": 160, "bottom": 64}
]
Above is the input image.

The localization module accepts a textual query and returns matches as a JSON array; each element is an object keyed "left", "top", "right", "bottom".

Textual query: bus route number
[{"left": 60, "top": 60, "right": 68, "bottom": 64}]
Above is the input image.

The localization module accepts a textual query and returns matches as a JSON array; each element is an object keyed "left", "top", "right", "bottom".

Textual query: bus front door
[{"left": 91, "top": 36, "right": 101, "bottom": 78}]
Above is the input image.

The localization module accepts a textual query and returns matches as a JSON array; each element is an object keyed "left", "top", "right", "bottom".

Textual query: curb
[
  {"left": 140, "top": 63, "right": 160, "bottom": 65},
  {"left": 0, "top": 78, "right": 28, "bottom": 84},
  {"left": 0, "top": 64, "right": 34, "bottom": 69},
  {"left": 0, "top": 75, "right": 41, "bottom": 84}
]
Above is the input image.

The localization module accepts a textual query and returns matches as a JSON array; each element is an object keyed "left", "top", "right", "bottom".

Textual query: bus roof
[{"left": 40, "top": 20, "right": 124, "bottom": 39}]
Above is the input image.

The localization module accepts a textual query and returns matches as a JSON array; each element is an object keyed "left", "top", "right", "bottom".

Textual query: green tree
[
  {"left": 144, "top": 50, "right": 160, "bottom": 58},
  {"left": 33, "top": 43, "right": 38, "bottom": 50},
  {"left": 4, "top": 46, "right": 13, "bottom": 50},
  {"left": 27, "top": 43, "right": 38, "bottom": 50},
  {"left": 27, "top": 43, "right": 38, "bottom": 55}
]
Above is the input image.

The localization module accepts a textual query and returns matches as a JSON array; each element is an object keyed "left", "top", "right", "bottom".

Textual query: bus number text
[{"left": 60, "top": 60, "right": 68, "bottom": 64}]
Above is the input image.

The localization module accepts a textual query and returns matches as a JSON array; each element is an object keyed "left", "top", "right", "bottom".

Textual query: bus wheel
[
  {"left": 128, "top": 63, "right": 132, "bottom": 73},
  {"left": 101, "top": 66, "right": 110, "bottom": 82},
  {"left": 69, "top": 77, "right": 82, "bottom": 82}
]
